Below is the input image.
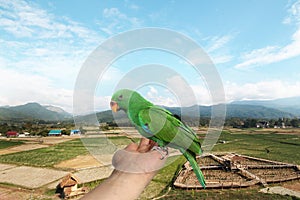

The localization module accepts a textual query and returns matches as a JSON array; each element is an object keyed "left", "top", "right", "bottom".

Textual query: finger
[
  {"left": 112, "top": 148, "right": 166, "bottom": 173},
  {"left": 139, "top": 138, "right": 150, "bottom": 147},
  {"left": 125, "top": 142, "right": 139, "bottom": 152},
  {"left": 149, "top": 140, "right": 158, "bottom": 149},
  {"left": 138, "top": 138, "right": 152, "bottom": 153}
]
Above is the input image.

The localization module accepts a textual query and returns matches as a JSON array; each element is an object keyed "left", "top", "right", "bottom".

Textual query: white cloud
[
  {"left": 235, "top": 0, "right": 300, "bottom": 69},
  {"left": 124, "top": 0, "right": 140, "bottom": 10},
  {"left": 177, "top": 80, "right": 300, "bottom": 106},
  {"left": 225, "top": 80, "right": 300, "bottom": 102},
  {"left": 206, "top": 35, "right": 233, "bottom": 53},
  {"left": 99, "top": 7, "right": 142, "bottom": 35},
  {"left": 90, "top": 80, "right": 300, "bottom": 111},
  {"left": 94, "top": 95, "right": 112, "bottom": 112},
  {"left": 211, "top": 54, "right": 233, "bottom": 64},
  {"left": 200, "top": 34, "right": 234, "bottom": 64},
  {"left": 191, "top": 85, "right": 212, "bottom": 105},
  {"left": 0, "top": 0, "right": 101, "bottom": 42},
  {"left": 0, "top": 68, "right": 73, "bottom": 112},
  {"left": 167, "top": 76, "right": 200, "bottom": 106},
  {"left": 0, "top": 38, "right": 92, "bottom": 89},
  {"left": 0, "top": 0, "right": 105, "bottom": 112},
  {"left": 283, "top": 0, "right": 300, "bottom": 25},
  {"left": 145, "top": 86, "right": 178, "bottom": 107}
]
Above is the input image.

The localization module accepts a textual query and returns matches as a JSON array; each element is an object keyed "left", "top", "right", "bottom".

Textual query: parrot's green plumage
[{"left": 110, "top": 89, "right": 206, "bottom": 188}]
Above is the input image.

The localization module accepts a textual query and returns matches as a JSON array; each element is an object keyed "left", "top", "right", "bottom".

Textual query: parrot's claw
[{"left": 152, "top": 146, "right": 168, "bottom": 160}]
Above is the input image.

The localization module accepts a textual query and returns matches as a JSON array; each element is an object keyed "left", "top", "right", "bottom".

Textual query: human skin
[{"left": 80, "top": 138, "right": 166, "bottom": 200}]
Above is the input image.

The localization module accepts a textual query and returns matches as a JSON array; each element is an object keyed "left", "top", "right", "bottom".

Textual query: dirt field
[
  {"left": 1, "top": 131, "right": 299, "bottom": 199},
  {"left": 0, "top": 136, "right": 114, "bottom": 199},
  {"left": 0, "top": 165, "right": 69, "bottom": 188},
  {"left": 283, "top": 181, "right": 300, "bottom": 192},
  {"left": 0, "top": 186, "right": 36, "bottom": 200},
  {"left": 54, "top": 154, "right": 103, "bottom": 169}
]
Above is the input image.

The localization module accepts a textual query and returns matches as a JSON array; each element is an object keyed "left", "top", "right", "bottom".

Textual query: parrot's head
[{"left": 110, "top": 89, "right": 140, "bottom": 113}]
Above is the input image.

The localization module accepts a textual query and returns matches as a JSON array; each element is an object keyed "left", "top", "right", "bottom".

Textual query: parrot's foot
[{"left": 152, "top": 146, "right": 168, "bottom": 160}]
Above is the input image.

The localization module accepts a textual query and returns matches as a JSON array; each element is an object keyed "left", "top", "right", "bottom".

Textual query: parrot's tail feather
[{"left": 180, "top": 149, "right": 206, "bottom": 188}]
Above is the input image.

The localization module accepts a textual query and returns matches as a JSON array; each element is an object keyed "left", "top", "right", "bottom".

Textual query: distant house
[
  {"left": 256, "top": 121, "right": 269, "bottom": 128},
  {"left": 56, "top": 174, "right": 87, "bottom": 198},
  {"left": 70, "top": 129, "right": 81, "bottom": 135},
  {"left": 48, "top": 129, "right": 62, "bottom": 136},
  {"left": 19, "top": 132, "right": 30, "bottom": 137},
  {"left": 6, "top": 131, "right": 19, "bottom": 137}
]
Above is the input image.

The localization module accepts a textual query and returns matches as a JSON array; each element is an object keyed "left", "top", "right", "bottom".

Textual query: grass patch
[
  {"left": 142, "top": 131, "right": 300, "bottom": 199},
  {"left": 0, "top": 139, "right": 88, "bottom": 167},
  {"left": 140, "top": 156, "right": 186, "bottom": 199},
  {"left": 159, "top": 187, "right": 296, "bottom": 200},
  {"left": 1, "top": 131, "right": 299, "bottom": 199},
  {"left": 0, "top": 136, "right": 136, "bottom": 167},
  {"left": 212, "top": 131, "right": 300, "bottom": 165},
  {"left": 0, "top": 139, "right": 24, "bottom": 149}
]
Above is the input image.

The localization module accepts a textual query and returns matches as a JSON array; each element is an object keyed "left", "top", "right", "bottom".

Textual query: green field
[
  {"left": 0, "top": 139, "right": 24, "bottom": 150},
  {"left": 139, "top": 130, "right": 300, "bottom": 199},
  {"left": 0, "top": 139, "right": 87, "bottom": 167},
  {"left": 156, "top": 187, "right": 296, "bottom": 200},
  {"left": 0, "top": 130, "right": 299, "bottom": 199},
  {"left": 212, "top": 130, "right": 300, "bottom": 165},
  {"left": 0, "top": 137, "right": 134, "bottom": 167}
]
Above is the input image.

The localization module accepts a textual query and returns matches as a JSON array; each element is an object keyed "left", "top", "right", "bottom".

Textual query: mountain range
[
  {"left": 1, "top": 96, "right": 300, "bottom": 122},
  {"left": 230, "top": 96, "right": 300, "bottom": 117},
  {"left": 78, "top": 96, "right": 300, "bottom": 124},
  {"left": 0, "top": 103, "right": 71, "bottom": 121}
]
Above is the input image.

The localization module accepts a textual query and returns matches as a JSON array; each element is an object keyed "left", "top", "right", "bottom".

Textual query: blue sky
[{"left": 1, "top": 0, "right": 300, "bottom": 112}]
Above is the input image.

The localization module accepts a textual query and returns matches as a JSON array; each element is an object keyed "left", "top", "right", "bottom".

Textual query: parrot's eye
[{"left": 118, "top": 95, "right": 123, "bottom": 100}]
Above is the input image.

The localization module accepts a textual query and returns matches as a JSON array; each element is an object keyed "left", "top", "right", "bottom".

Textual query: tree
[
  {"left": 290, "top": 118, "right": 300, "bottom": 128},
  {"left": 243, "top": 118, "right": 258, "bottom": 128}
]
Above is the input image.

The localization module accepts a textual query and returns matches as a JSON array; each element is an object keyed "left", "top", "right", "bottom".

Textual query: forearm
[
  {"left": 80, "top": 170, "right": 156, "bottom": 200},
  {"left": 81, "top": 139, "right": 166, "bottom": 200}
]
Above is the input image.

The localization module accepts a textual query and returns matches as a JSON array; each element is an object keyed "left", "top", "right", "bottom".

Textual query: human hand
[
  {"left": 80, "top": 138, "right": 167, "bottom": 200},
  {"left": 112, "top": 138, "right": 167, "bottom": 174}
]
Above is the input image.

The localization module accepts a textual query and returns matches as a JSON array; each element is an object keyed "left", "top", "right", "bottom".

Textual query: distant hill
[
  {"left": 164, "top": 104, "right": 294, "bottom": 119},
  {"left": 0, "top": 103, "right": 71, "bottom": 121},
  {"left": 87, "top": 104, "right": 295, "bottom": 125},
  {"left": 231, "top": 96, "right": 300, "bottom": 117},
  {"left": 2, "top": 97, "right": 298, "bottom": 123},
  {"left": 0, "top": 107, "right": 28, "bottom": 120},
  {"left": 44, "top": 105, "right": 71, "bottom": 119}
]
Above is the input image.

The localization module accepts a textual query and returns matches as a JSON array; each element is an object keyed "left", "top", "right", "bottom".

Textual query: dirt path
[{"left": 260, "top": 186, "right": 300, "bottom": 198}]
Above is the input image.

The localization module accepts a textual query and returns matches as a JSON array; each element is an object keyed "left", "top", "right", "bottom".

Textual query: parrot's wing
[{"left": 138, "top": 106, "right": 202, "bottom": 154}]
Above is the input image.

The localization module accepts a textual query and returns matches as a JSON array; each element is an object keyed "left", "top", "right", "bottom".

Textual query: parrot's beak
[{"left": 110, "top": 101, "right": 119, "bottom": 112}]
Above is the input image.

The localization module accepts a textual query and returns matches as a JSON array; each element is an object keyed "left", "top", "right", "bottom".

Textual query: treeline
[
  {"left": 225, "top": 117, "right": 300, "bottom": 128},
  {"left": 1, "top": 117, "right": 300, "bottom": 137},
  {"left": 0, "top": 121, "right": 75, "bottom": 137},
  {"left": 109, "top": 117, "right": 300, "bottom": 128}
]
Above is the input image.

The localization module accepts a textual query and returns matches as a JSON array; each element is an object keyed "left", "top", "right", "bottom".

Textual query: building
[
  {"left": 6, "top": 131, "right": 19, "bottom": 137},
  {"left": 56, "top": 174, "right": 87, "bottom": 198},
  {"left": 48, "top": 129, "right": 62, "bottom": 136},
  {"left": 18, "top": 132, "right": 30, "bottom": 137},
  {"left": 70, "top": 129, "right": 81, "bottom": 135},
  {"left": 256, "top": 121, "right": 269, "bottom": 128}
]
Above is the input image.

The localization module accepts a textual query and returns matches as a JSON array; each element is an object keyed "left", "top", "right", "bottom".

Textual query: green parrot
[{"left": 110, "top": 89, "right": 206, "bottom": 188}]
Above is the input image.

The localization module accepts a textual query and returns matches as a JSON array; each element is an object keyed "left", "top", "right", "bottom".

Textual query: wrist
[{"left": 109, "top": 169, "right": 156, "bottom": 185}]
